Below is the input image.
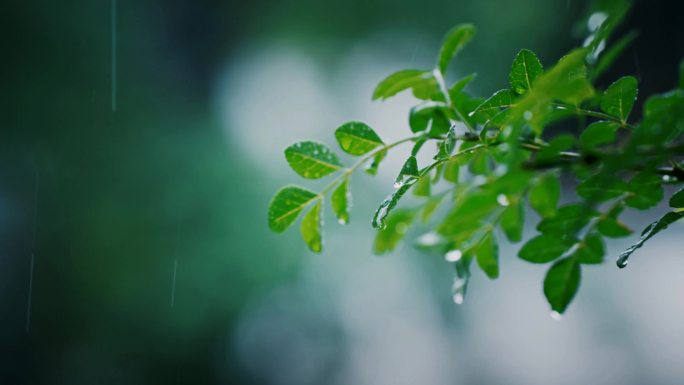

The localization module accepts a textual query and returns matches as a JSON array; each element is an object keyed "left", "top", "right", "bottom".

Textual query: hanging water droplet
[
  {"left": 445, "top": 249, "right": 463, "bottom": 262},
  {"left": 550, "top": 311, "right": 563, "bottom": 321},
  {"left": 338, "top": 218, "right": 347, "bottom": 225},
  {"left": 451, "top": 277, "right": 467, "bottom": 305},
  {"left": 616, "top": 251, "right": 630, "bottom": 268},
  {"left": 497, "top": 194, "right": 510, "bottom": 207},
  {"left": 417, "top": 232, "right": 440, "bottom": 246},
  {"left": 662, "top": 175, "right": 676, "bottom": 183}
]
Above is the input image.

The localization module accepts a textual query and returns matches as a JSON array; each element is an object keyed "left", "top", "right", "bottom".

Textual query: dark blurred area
[{"left": 1, "top": 0, "right": 683, "bottom": 384}]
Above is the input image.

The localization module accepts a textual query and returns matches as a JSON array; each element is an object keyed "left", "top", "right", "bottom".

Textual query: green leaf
[
  {"left": 372, "top": 179, "right": 417, "bottom": 229},
  {"left": 373, "top": 209, "right": 417, "bottom": 255},
  {"left": 397, "top": 156, "right": 420, "bottom": 182},
  {"left": 437, "top": 24, "right": 476, "bottom": 74},
  {"left": 518, "top": 234, "right": 575, "bottom": 263},
  {"left": 638, "top": 91, "right": 684, "bottom": 144},
  {"left": 617, "top": 211, "right": 684, "bottom": 268},
  {"left": 438, "top": 190, "right": 498, "bottom": 237},
  {"left": 413, "top": 174, "right": 431, "bottom": 197},
  {"left": 268, "top": 185, "right": 318, "bottom": 233},
  {"left": 471, "top": 89, "right": 515, "bottom": 117},
  {"left": 334, "top": 121, "right": 384, "bottom": 156},
  {"left": 670, "top": 186, "right": 684, "bottom": 208},
  {"left": 285, "top": 141, "right": 344, "bottom": 179},
  {"left": 574, "top": 233, "right": 605, "bottom": 264},
  {"left": 449, "top": 73, "right": 477, "bottom": 96},
  {"left": 476, "top": 232, "right": 499, "bottom": 279},
  {"left": 601, "top": 76, "right": 638, "bottom": 121},
  {"left": 365, "top": 149, "right": 387, "bottom": 175},
  {"left": 579, "top": 121, "right": 620, "bottom": 149},
  {"left": 408, "top": 103, "right": 451, "bottom": 135},
  {"left": 543, "top": 257, "right": 581, "bottom": 314},
  {"left": 597, "top": 216, "right": 632, "bottom": 238},
  {"left": 372, "top": 70, "right": 434, "bottom": 101},
  {"left": 528, "top": 173, "right": 561, "bottom": 218},
  {"left": 500, "top": 201, "right": 524, "bottom": 242},
  {"left": 625, "top": 172, "right": 663, "bottom": 210},
  {"left": 509, "top": 49, "right": 544, "bottom": 95},
  {"left": 300, "top": 200, "right": 323, "bottom": 253},
  {"left": 443, "top": 158, "right": 460, "bottom": 183},
  {"left": 577, "top": 172, "right": 627, "bottom": 202},
  {"left": 331, "top": 176, "right": 350, "bottom": 224},
  {"left": 537, "top": 203, "right": 598, "bottom": 235}
]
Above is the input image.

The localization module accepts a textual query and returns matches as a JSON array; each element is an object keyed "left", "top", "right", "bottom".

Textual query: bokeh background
[{"left": 2, "top": 0, "right": 684, "bottom": 384}]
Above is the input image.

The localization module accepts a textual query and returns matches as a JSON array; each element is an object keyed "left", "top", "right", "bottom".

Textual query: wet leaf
[
  {"left": 300, "top": 200, "right": 323, "bottom": 253},
  {"left": 331, "top": 176, "right": 350, "bottom": 224},
  {"left": 601, "top": 76, "right": 638, "bottom": 121},
  {"left": 617, "top": 211, "right": 684, "bottom": 268},
  {"left": 285, "top": 141, "right": 344, "bottom": 179},
  {"left": 268, "top": 185, "right": 318, "bottom": 233},
  {"left": 374, "top": 209, "right": 417, "bottom": 254},
  {"left": 335, "top": 121, "right": 384, "bottom": 156},
  {"left": 544, "top": 257, "right": 581, "bottom": 313},
  {"left": 509, "top": 49, "right": 544, "bottom": 95},
  {"left": 365, "top": 149, "right": 387, "bottom": 175},
  {"left": 670, "top": 186, "right": 684, "bottom": 208}
]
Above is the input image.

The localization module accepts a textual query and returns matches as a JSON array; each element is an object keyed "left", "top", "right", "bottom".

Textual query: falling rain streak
[
  {"left": 170, "top": 212, "right": 182, "bottom": 307},
  {"left": 26, "top": 162, "right": 40, "bottom": 333},
  {"left": 111, "top": 0, "right": 117, "bottom": 112}
]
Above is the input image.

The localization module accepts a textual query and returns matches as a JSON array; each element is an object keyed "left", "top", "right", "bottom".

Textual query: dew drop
[
  {"left": 393, "top": 181, "right": 403, "bottom": 189},
  {"left": 452, "top": 292, "right": 464, "bottom": 305},
  {"left": 338, "top": 218, "right": 347, "bottom": 225},
  {"left": 445, "top": 249, "right": 463, "bottom": 262},
  {"left": 550, "top": 311, "right": 563, "bottom": 321},
  {"left": 451, "top": 278, "right": 467, "bottom": 305},
  {"left": 497, "top": 194, "right": 510, "bottom": 207}
]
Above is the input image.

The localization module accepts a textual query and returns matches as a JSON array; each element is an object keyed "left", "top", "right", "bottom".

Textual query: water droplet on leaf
[
  {"left": 550, "top": 311, "right": 563, "bottom": 321},
  {"left": 445, "top": 249, "right": 463, "bottom": 262},
  {"left": 497, "top": 194, "right": 510, "bottom": 207}
]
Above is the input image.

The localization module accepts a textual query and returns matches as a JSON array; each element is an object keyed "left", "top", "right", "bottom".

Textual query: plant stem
[
  {"left": 553, "top": 103, "right": 638, "bottom": 130},
  {"left": 433, "top": 69, "right": 476, "bottom": 133}
]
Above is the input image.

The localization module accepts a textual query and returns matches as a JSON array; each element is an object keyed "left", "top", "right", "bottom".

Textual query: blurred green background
[{"left": 2, "top": 0, "right": 684, "bottom": 384}]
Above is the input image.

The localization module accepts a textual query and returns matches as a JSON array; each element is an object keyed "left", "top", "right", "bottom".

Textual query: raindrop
[
  {"left": 616, "top": 250, "right": 631, "bottom": 268},
  {"left": 445, "top": 249, "right": 463, "bottom": 262},
  {"left": 417, "top": 232, "right": 440, "bottom": 246},
  {"left": 393, "top": 181, "right": 403, "bottom": 189},
  {"left": 550, "top": 311, "right": 563, "bottom": 321},
  {"left": 453, "top": 292, "right": 465, "bottom": 305},
  {"left": 337, "top": 218, "right": 347, "bottom": 225},
  {"left": 587, "top": 12, "right": 608, "bottom": 32},
  {"left": 662, "top": 175, "right": 676, "bottom": 183},
  {"left": 497, "top": 194, "right": 510, "bottom": 207}
]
